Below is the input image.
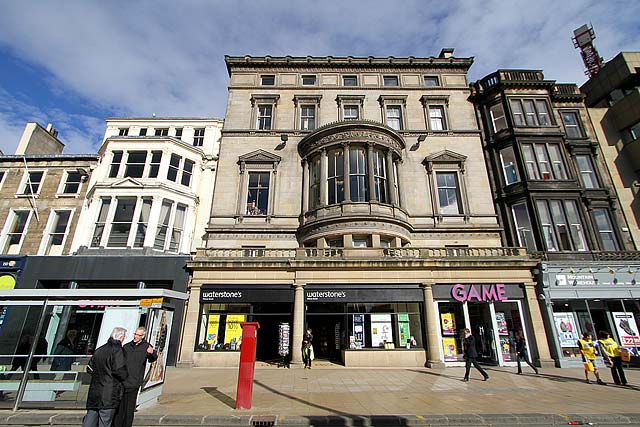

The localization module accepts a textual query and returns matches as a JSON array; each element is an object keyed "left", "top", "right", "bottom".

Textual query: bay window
[
  {"left": 509, "top": 99, "right": 553, "bottom": 127},
  {"left": 511, "top": 203, "right": 536, "bottom": 252},
  {"left": 349, "top": 147, "right": 368, "bottom": 202},
  {"left": 535, "top": 199, "right": 588, "bottom": 251},
  {"left": 521, "top": 142, "right": 568, "bottom": 181},
  {"left": 575, "top": 155, "right": 599, "bottom": 189},
  {"left": 328, "top": 148, "right": 345, "bottom": 205},
  {"left": 592, "top": 209, "right": 620, "bottom": 251}
]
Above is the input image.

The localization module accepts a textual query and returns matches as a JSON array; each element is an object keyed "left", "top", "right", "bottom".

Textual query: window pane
[
  {"left": 436, "top": 172, "right": 461, "bottom": 214},
  {"left": 133, "top": 199, "right": 152, "bottom": 248},
  {"left": 576, "top": 155, "right": 598, "bottom": 188},
  {"left": 46, "top": 210, "right": 71, "bottom": 254},
  {"left": 344, "top": 105, "right": 359, "bottom": 120},
  {"left": 309, "top": 157, "right": 321, "bottom": 209},
  {"left": 349, "top": 147, "right": 367, "bottom": 201},
  {"left": 302, "top": 75, "right": 316, "bottom": 85},
  {"left": 535, "top": 100, "right": 551, "bottom": 126},
  {"left": 343, "top": 76, "right": 357, "bottom": 86},
  {"left": 373, "top": 150, "right": 388, "bottom": 203},
  {"left": 523, "top": 100, "right": 539, "bottom": 126},
  {"left": 4, "top": 210, "right": 30, "bottom": 253},
  {"left": 550, "top": 200, "right": 571, "bottom": 250},
  {"left": 301, "top": 105, "right": 316, "bottom": 130},
  {"left": 383, "top": 76, "right": 399, "bottom": 86},
  {"left": 534, "top": 145, "right": 552, "bottom": 180},
  {"left": 169, "top": 205, "right": 186, "bottom": 252},
  {"left": 564, "top": 200, "right": 587, "bottom": 251},
  {"left": 149, "top": 151, "right": 162, "bottom": 178},
  {"left": 328, "top": 149, "right": 344, "bottom": 205},
  {"left": 261, "top": 75, "right": 275, "bottom": 85},
  {"left": 246, "top": 172, "right": 270, "bottom": 215},
  {"left": 510, "top": 100, "right": 526, "bottom": 126},
  {"left": 124, "top": 151, "right": 147, "bottom": 178},
  {"left": 91, "top": 199, "right": 111, "bottom": 247},
  {"left": 258, "top": 105, "right": 273, "bottom": 129},
  {"left": 522, "top": 145, "right": 540, "bottom": 179},
  {"left": 490, "top": 103, "right": 507, "bottom": 133},
  {"left": 181, "top": 159, "right": 194, "bottom": 187},
  {"left": 23, "top": 171, "right": 44, "bottom": 194},
  {"left": 63, "top": 172, "right": 82, "bottom": 194},
  {"left": 107, "top": 198, "right": 136, "bottom": 247},
  {"left": 424, "top": 76, "right": 439, "bottom": 87},
  {"left": 193, "top": 128, "right": 205, "bottom": 146},
  {"left": 500, "top": 146, "right": 519, "bottom": 185},
  {"left": 547, "top": 144, "right": 568, "bottom": 180},
  {"left": 167, "top": 154, "right": 180, "bottom": 182},
  {"left": 429, "top": 106, "right": 445, "bottom": 130},
  {"left": 154, "top": 128, "right": 168, "bottom": 136},
  {"left": 109, "top": 151, "right": 122, "bottom": 178},
  {"left": 386, "top": 106, "right": 402, "bottom": 130},
  {"left": 562, "top": 111, "right": 583, "bottom": 138},
  {"left": 512, "top": 203, "right": 537, "bottom": 251},
  {"left": 593, "top": 209, "right": 620, "bottom": 251},
  {"left": 154, "top": 200, "right": 173, "bottom": 249},
  {"left": 536, "top": 200, "right": 558, "bottom": 251}
]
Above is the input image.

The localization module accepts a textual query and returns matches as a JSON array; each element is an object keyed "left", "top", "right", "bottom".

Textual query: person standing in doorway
[
  {"left": 598, "top": 330, "right": 627, "bottom": 386},
  {"left": 515, "top": 330, "right": 539, "bottom": 375},
  {"left": 83, "top": 327, "right": 128, "bottom": 427},
  {"left": 462, "top": 328, "right": 489, "bottom": 382},
  {"left": 114, "top": 327, "right": 157, "bottom": 427},
  {"left": 578, "top": 332, "right": 605, "bottom": 385},
  {"left": 302, "top": 327, "right": 314, "bottom": 369}
]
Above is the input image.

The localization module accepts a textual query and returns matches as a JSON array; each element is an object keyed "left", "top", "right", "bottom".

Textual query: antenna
[{"left": 572, "top": 24, "right": 604, "bottom": 78}]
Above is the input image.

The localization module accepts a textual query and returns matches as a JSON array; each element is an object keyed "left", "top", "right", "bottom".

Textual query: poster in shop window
[
  {"left": 370, "top": 314, "right": 392, "bottom": 348},
  {"left": 612, "top": 312, "right": 640, "bottom": 347},
  {"left": 352, "top": 314, "right": 365, "bottom": 349},
  {"left": 500, "top": 336, "right": 512, "bottom": 361},
  {"left": 576, "top": 311, "right": 595, "bottom": 337},
  {"left": 397, "top": 313, "right": 410, "bottom": 346},
  {"left": 206, "top": 314, "right": 220, "bottom": 348},
  {"left": 553, "top": 312, "right": 578, "bottom": 348},
  {"left": 495, "top": 312, "right": 508, "bottom": 336},
  {"left": 440, "top": 313, "right": 456, "bottom": 335},
  {"left": 143, "top": 310, "right": 173, "bottom": 390},
  {"left": 224, "top": 314, "right": 246, "bottom": 349},
  {"left": 442, "top": 337, "right": 458, "bottom": 361}
]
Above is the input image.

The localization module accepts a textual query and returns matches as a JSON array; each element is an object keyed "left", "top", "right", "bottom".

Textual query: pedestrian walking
[
  {"left": 302, "top": 327, "right": 314, "bottom": 369},
  {"left": 577, "top": 332, "right": 605, "bottom": 385},
  {"left": 462, "top": 328, "right": 489, "bottom": 382},
  {"left": 114, "top": 327, "right": 157, "bottom": 427},
  {"left": 82, "top": 327, "right": 128, "bottom": 427},
  {"left": 51, "top": 329, "right": 78, "bottom": 372},
  {"left": 515, "top": 330, "right": 539, "bottom": 375},
  {"left": 598, "top": 330, "right": 628, "bottom": 386}
]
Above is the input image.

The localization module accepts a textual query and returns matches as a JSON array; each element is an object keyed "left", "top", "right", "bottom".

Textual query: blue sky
[{"left": 1, "top": 0, "right": 638, "bottom": 154}]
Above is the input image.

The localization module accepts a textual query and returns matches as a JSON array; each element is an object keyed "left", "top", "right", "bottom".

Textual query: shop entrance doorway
[
  {"left": 255, "top": 314, "right": 290, "bottom": 362},
  {"left": 468, "top": 303, "right": 498, "bottom": 365},
  {"left": 306, "top": 315, "right": 344, "bottom": 362}
]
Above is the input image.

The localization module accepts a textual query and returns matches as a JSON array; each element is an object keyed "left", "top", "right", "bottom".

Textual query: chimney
[
  {"left": 439, "top": 48, "right": 455, "bottom": 59},
  {"left": 46, "top": 123, "right": 59, "bottom": 138}
]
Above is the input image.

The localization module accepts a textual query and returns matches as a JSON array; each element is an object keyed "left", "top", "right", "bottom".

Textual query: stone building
[
  {"left": 471, "top": 70, "right": 640, "bottom": 367},
  {"left": 181, "top": 52, "right": 551, "bottom": 369}
]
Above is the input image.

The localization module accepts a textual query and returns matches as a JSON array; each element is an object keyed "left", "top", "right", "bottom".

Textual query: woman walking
[
  {"left": 598, "top": 330, "right": 628, "bottom": 386},
  {"left": 302, "top": 328, "right": 314, "bottom": 369},
  {"left": 515, "top": 330, "right": 538, "bottom": 375}
]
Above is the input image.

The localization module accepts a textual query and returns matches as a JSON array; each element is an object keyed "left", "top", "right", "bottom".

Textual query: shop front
[
  {"left": 541, "top": 263, "right": 640, "bottom": 367},
  {"left": 304, "top": 285, "right": 425, "bottom": 367},
  {"left": 432, "top": 283, "right": 534, "bottom": 367},
  {"left": 194, "top": 285, "right": 294, "bottom": 365}
]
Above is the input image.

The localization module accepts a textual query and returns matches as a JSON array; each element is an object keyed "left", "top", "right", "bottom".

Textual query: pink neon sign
[{"left": 451, "top": 284, "right": 507, "bottom": 302}]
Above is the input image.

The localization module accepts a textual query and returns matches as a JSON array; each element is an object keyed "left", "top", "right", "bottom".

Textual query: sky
[{"left": 0, "top": 0, "right": 638, "bottom": 155}]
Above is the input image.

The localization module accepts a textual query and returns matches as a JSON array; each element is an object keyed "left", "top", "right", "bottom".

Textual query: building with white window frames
[{"left": 181, "top": 52, "right": 551, "bottom": 370}]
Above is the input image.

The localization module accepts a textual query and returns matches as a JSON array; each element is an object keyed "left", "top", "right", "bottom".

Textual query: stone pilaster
[
  {"left": 177, "top": 284, "right": 200, "bottom": 368},
  {"left": 523, "top": 281, "right": 554, "bottom": 368},
  {"left": 422, "top": 282, "right": 444, "bottom": 368},
  {"left": 291, "top": 283, "right": 305, "bottom": 367}
]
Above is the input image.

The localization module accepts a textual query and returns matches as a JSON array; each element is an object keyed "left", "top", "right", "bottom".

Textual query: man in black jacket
[
  {"left": 114, "top": 327, "right": 157, "bottom": 427},
  {"left": 83, "top": 327, "right": 128, "bottom": 427},
  {"left": 462, "top": 328, "right": 489, "bottom": 382}
]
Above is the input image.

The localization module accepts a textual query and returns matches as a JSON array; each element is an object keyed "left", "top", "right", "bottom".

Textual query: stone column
[
  {"left": 291, "top": 283, "right": 306, "bottom": 367},
  {"left": 343, "top": 143, "right": 350, "bottom": 202},
  {"left": 320, "top": 149, "right": 328, "bottom": 206},
  {"left": 523, "top": 281, "right": 554, "bottom": 367},
  {"left": 367, "top": 143, "right": 377, "bottom": 202},
  {"left": 422, "top": 282, "right": 444, "bottom": 368},
  {"left": 386, "top": 150, "right": 396, "bottom": 205},
  {"left": 177, "top": 283, "right": 200, "bottom": 368}
]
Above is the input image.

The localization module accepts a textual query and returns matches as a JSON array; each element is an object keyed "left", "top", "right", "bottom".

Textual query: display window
[{"left": 438, "top": 302, "right": 465, "bottom": 362}]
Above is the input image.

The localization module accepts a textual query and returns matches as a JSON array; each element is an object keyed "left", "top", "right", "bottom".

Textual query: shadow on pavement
[
  {"left": 201, "top": 387, "right": 236, "bottom": 409},
  {"left": 253, "top": 379, "right": 350, "bottom": 415}
]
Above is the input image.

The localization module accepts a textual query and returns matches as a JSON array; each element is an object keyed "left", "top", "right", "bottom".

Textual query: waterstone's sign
[
  {"left": 306, "top": 290, "right": 347, "bottom": 301},
  {"left": 304, "top": 287, "right": 423, "bottom": 302},
  {"left": 451, "top": 284, "right": 507, "bottom": 302},
  {"left": 201, "top": 290, "right": 243, "bottom": 300},
  {"left": 199, "top": 287, "right": 294, "bottom": 303}
]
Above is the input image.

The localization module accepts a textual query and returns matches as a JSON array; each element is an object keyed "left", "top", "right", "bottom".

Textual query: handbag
[
  {"left": 621, "top": 348, "right": 631, "bottom": 362},
  {"left": 309, "top": 345, "right": 315, "bottom": 361}
]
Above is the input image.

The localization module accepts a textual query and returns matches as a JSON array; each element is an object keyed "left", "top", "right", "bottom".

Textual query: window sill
[
  {"left": 55, "top": 193, "right": 80, "bottom": 198},
  {"left": 15, "top": 194, "right": 40, "bottom": 199}
]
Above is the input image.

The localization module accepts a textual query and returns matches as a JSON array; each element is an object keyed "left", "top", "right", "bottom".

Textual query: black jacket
[
  {"left": 86, "top": 338, "right": 128, "bottom": 409},
  {"left": 122, "top": 339, "right": 158, "bottom": 390},
  {"left": 463, "top": 334, "right": 479, "bottom": 359}
]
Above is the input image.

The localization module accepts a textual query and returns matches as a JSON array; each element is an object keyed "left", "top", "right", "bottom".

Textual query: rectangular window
[
  {"left": 0, "top": 171, "right": 5, "bottom": 189},
  {"left": 373, "top": 150, "right": 388, "bottom": 203},
  {"left": 43, "top": 210, "right": 71, "bottom": 255},
  {"left": 510, "top": 100, "right": 526, "bottom": 126},
  {"left": 547, "top": 144, "right": 568, "bottom": 180},
  {"left": 133, "top": 198, "right": 152, "bottom": 248},
  {"left": 167, "top": 154, "right": 181, "bottom": 182},
  {"left": 499, "top": 146, "right": 519, "bottom": 185},
  {"left": 385, "top": 106, "right": 403, "bottom": 130},
  {"left": 522, "top": 143, "right": 568, "bottom": 181},
  {"left": 62, "top": 171, "right": 83, "bottom": 194},
  {"left": 246, "top": 172, "right": 270, "bottom": 215},
  {"left": 118, "top": 128, "right": 129, "bottom": 136},
  {"left": 174, "top": 127, "right": 183, "bottom": 139},
  {"left": 3, "top": 210, "right": 31, "bottom": 254},
  {"left": 91, "top": 199, "right": 111, "bottom": 247},
  {"left": 109, "top": 151, "right": 123, "bottom": 178},
  {"left": 148, "top": 151, "right": 162, "bottom": 178},
  {"left": 343, "top": 76, "right": 358, "bottom": 86},
  {"left": 193, "top": 128, "right": 205, "bottom": 146},
  {"left": 181, "top": 159, "right": 194, "bottom": 187},
  {"left": 257, "top": 105, "right": 273, "bottom": 130},
  {"left": 536, "top": 199, "right": 588, "bottom": 251},
  {"left": 169, "top": 204, "right": 186, "bottom": 252},
  {"left": 139, "top": 128, "right": 148, "bottom": 136},
  {"left": 349, "top": 147, "right": 367, "bottom": 202},
  {"left": 107, "top": 198, "right": 136, "bottom": 247},
  {"left": 561, "top": 111, "right": 584, "bottom": 138},
  {"left": 261, "top": 75, "right": 275, "bottom": 86},
  {"left": 592, "top": 208, "right": 620, "bottom": 251},
  {"left": 489, "top": 103, "right": 507, "bottom": 133},
  {"left": 300, "top": 105, "right": 316, "bottom": 130},
  {"left": 383, "top": 76, "right": 399, "bottom": 87},
  {"left": 575, "top": 155, "right": 599, "bottom": 189},
  {"left": 352, "top": 236, "right": 369, "bottom": 248},
  {"left": 154, "top": 128, "right": 169, "bottom": 136},
  {"left": 309, "top": 157, "right": 321, "bottom": 209},
  {"left": 535, "top": 100, "right": 551, "bottom": 126},
  {"left": 428, "top": 106, "right": 446, "bottom": 130},
  {"left": 328, "top": 149, "right": 344, "bottom": 205},
  {"left": 510, "top": 99, "right": 552, "bottom": 127},
  {"left": 436, "top": 172, "right": 462, "bottom": 214},
  {"left": 124, "top": 151, "right": 147, "bottom": 178},
  {"left": 302, "top": 75, "right": 316, "bottom": 85},
  {"left": 154, "top": 200, "right": 173, "bottom": 250},
  {"left": 344, "top": 105, "right": 359, "bottom": 120},
  {"left": 22, "top": 171, "right": 44, "bottom": 195},
  {"left": 511, "top": 203, "right": 537, "bottom": 252},
  {"left": 424, "top": 76, "right": 440, "bottom": 87}
]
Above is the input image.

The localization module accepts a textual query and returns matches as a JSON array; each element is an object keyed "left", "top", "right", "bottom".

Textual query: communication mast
[{"left": 572, "top": 24, "right": 604, "bottom": 78}]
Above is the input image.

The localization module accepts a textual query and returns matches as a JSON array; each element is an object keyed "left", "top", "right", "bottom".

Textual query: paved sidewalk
[{"left": 1, "top": 364, "right": 640, "bottom": 425}]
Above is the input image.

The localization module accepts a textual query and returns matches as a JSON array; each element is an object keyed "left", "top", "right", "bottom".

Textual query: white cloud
[{"left": 0, "top": 0, "right": 638, "bottom": 154}]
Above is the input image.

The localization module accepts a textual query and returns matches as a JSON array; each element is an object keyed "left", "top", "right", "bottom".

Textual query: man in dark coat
[
  {"left": 82, "top": 327, "right": 128, "bottom": 427},
  {"left": 462, "top": 328, "right": 489, "bottom": 382},
  {"left": 114, "top": 326, "right": 157, "bottom": 427}
]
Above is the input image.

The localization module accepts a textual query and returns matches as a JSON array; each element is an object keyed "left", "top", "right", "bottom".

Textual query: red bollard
[{"left": 235, "top": 322, "right": 260, "bottom": 409}]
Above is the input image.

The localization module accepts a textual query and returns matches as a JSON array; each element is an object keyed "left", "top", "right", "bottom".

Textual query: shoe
[
  {"left": 483, "top": 376, "right": 489, "bottom": 381},
  {"left": 585, "top": 379, "right": 592, "bottom": 384},
  {"left": 596, "top": 379, "right": 606, "bottom": 385},
  {"left": 534, "top": 369, "right": 539, "bottom": 375},
  {"left": 517, "top": 371, "right": 522, "bottom": 375},
  {"left": 462, "top": 378, "right": 469, "bottom": 382},
  {"left": 622, "top": 383, "right": 629, "bottom": 386}
]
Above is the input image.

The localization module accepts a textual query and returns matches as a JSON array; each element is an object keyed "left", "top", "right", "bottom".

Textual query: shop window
[
  {"left": 438, "top": 302, "right": 466, "bottom": 362},
  {"left": 40, "top": 209, "right": 72, "bottom": 255},
  {"left": 575, "top": 155, "right": 599, "bottom": 189},
  {"left": 499, "top": 146, "right": 519, "bottom": 185},
  {"left": 20, "top": 170, "right": 45, "bottom": 196},
  {"left": 521, "top": 142, "right": 568, "bottom": 181},
  {"left": 2, "top": 210, "right": 32, "bottom": 254},
  {"left": 591, "top": 208, "right": 620, "bottom": 251},
  {"left": 535, "top": 199, "right": 588, "bottom": 252},
  {"left": 511, "top": 202, "right": 537, "bottom": 252},
  {"left": 344, "top": 303, "right": 423, "bottom": 350}
]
